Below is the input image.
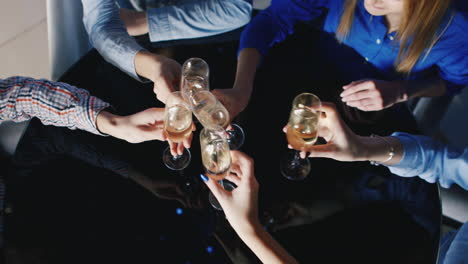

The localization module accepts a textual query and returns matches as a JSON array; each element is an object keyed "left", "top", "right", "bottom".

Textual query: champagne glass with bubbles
[
  {"left": 162, "top": 91, "right": 193, "bottom": 170},
  {"left": 200, "top": 125, "right": 235, "bottom": 210},
  {"left": 181, "top": 58, "right": 245, "bottom": 149},
  {"left": 280, "top": 93, "right": 321, "bottom": 180},
  {"left": 181, "top": 58, "right": 210, "bottom": 102},
  {"left": 189, "top": 90, "right": 245, "bottom": 150}
]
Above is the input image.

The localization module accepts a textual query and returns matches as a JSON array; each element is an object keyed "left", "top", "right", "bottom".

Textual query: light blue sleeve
[
  {"left": 388, "top": 132, "right": 468, "bottom": 190},
  {"left": 440, "top": 222, "right": 468, "bottom": 264},
  {"left": 146, "top": 0, "right": 252, "bottom": 42},
  {"left": 81, "top": 0, "right": 145, "bottom": 81}
]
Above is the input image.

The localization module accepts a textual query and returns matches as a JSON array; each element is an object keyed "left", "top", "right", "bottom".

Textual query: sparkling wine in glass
[
  {"left": 162, "top": 91, "right": 193, "bottom": 170},
  {"left": 190, "top": 90, "right": 245, "bottom": 150},
  {"left": 280, "top": 93, "right": 321, "bottom": 180},
  {"left": 181, "top": 58, "right": 210, "bottom": 101},
  {"left": 200, "top": 125, "right": 233, "bottom": 210}
]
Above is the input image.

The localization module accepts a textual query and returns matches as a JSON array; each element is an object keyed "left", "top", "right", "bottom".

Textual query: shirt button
[
  {"left": 376, "top": 38, "right": 381, "bottom": 44},
  {"left": 389, "top": 36, "right": 394, "bottom": 41},
  {"left": 365, "top": 57, "right": 369, "bottom": 61}
]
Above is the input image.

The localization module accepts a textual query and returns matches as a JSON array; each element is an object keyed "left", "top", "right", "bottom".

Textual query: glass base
[
  {"left": 209, "top": 180, "right": 237, "bottom": 211},
  {"left": 162, "top": 147, "right": 191, "bottom": 171},
  {"left": 226, "top": 123, "right": 245, "bottom": 150},
  {"left": 280, "top": 150, "right": 311, "bottom": 181}
]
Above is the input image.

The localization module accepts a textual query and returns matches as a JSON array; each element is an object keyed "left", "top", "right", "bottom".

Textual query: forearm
[
  {"left": 400, "top": 76, "right": 446, "bottom": 100},
  {"left": 146, "top": 0, "right": 252, "bottom": 42},
  {"left": 119, "top": 8, "right": 149, "bottom": 36},
  {"left": 357, "top": 136, "right": 404, "bottom": 166},
  {"left": 233, "top": 48, "right": 261, "bottom": 97},
  {"left": 82, "top": 0, "right": 145, "bottom": 80},
  {"left": 237, "top": 222, "right": 299, "bottom": 264},
  {"left": 0, "top": 77, "right": 109, "bottom": 135},
  {"left": 134, "top": 50, "right": 157, "bottom": 81}
]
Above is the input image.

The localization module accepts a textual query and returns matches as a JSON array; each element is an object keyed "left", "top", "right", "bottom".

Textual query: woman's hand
[
  {"left": 164, "top": 123, "right": 196, "bottom": 156},
  {"left": 340, "top": 79, "right": 407, "bottom": 111},
  {"left": 201, "top": 150, "right": 260, "bottom": 235},
  {"left": 212, "top": 88, "right": 250, "bottom": 122},
  {"left": 283, "top": 102, "right": 367, "bottom": 161}
]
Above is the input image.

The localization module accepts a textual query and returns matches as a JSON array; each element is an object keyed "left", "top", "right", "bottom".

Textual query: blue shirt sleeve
[
  {"left": 440, "top": 222, "right": 468, "bottom": 264},
  {"left": 147, "top": 0, "right": 252, "bottom": 42},
  {"left": 436, "top": 12, "right": 468, "bottom": 95},
  {"left": 388, "top": 132, "right": 468, "bottom": 190},
  {"left": 239, "top": 0, "right": 330, "bottom": 58},
  {"left": 82, "top": 0, "right": 146, "bottom": 82}
]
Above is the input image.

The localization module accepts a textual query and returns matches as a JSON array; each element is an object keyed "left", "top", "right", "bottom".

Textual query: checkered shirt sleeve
[{"left": 0, "top": 76, "right": 110, "bottom": 135}]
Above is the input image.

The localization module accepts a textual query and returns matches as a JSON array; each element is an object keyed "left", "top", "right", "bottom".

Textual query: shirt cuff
[
  {"left": 147, "top": 7, "right": 172, "bottom": 42},
  {"left": 78, "top": 95, "right": 111, "bottom": 136},
  {"left": 125, "top": 45, "right": 149, "bottom": 83},
  {"left": 387, "top": 132, "right": 426, "bottom": 178}
]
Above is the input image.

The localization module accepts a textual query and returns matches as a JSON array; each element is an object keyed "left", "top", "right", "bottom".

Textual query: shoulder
[
  {"left": 449, "top": 10, "right": 468, "bottom": 33},
  {"left": 435, "top": 9, "right": 468, "bottom": 49}
]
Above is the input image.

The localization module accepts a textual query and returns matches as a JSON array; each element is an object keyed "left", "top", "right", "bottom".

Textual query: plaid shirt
[{"left": 0, "top": 76, "right": 110, "bottom": 135}]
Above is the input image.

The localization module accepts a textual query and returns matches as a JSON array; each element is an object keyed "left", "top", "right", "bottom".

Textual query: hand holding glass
[
  {"left": 280, "top": 93, "right": 321, "bottom": 180},
  {"left": 162, "top": 91, "right": 193, "bottom": 170},
  {"left": 200, "top": 125, "right": 235, "bottom": 210}
]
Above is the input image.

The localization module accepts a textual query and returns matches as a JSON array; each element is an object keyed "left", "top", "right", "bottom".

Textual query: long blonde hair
[{"left": 336, "top": 0, "right": 452, "bottom": 73}]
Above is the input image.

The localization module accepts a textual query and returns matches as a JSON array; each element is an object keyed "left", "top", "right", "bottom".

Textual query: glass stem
[{"left": 292, "top": 151, "right": 301, "bottom": 166}]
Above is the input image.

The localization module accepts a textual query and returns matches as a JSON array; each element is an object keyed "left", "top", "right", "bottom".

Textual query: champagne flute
[
  {"left": 180, "top": 58, "right": 245, "bottom": 149},
  {"left": 200, "top": 125, "right": 234, "bottom": 210},
  {"left": 180, "top": 57, "right": 210, "bottom": 102},
  {"left": 280, "top": 93, "right": 321, "bottom": 180},
  {"left": 162, "top": 91, "right": 193, "bottom": 170},
  {"left": 189, "top": 90, "right": 245, "bottom": 150}
]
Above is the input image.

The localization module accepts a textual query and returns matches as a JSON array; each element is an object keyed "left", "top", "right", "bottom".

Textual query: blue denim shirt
[
  {"left": 82, "top": 0, "right": 252, "bottom": 81},
  {"left": 388, "top": 132, "right": 468, "bottom": 264},
  {"left": 239, "top": 0, "right": 468, "bottom": 95}
]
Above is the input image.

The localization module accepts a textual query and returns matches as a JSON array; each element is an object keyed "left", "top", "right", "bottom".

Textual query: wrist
[
  {"left": 134, "top": 50, "right": 159, "bottom": 81},
  {"left": 360, "top": 136, "right": 400, "bottom": 164},
  {"left": 353, "top": 135, "right": 372, "bottom": 161},
  {"left": 235, "top": 218, "right": 263, "bottom": 240},
  {"left": 233, "top": 78, "right": 253, "bottom": 92},
  {"left": 96, "top": 110, "right": 120, "bottom": 136}
]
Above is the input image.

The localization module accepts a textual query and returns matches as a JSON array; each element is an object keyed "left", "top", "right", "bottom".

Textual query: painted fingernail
[{"left": 200, "top": 174, "right": 209, "bottom": 182}]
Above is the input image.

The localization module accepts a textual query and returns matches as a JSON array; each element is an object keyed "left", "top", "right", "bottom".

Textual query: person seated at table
[
  {"left": 0, "top": 76, "right": 192, "bottom": 154},
  {"left": 81, "top": 0, "right": 253, "bottom": 103},
  {"left": 214, "top": 0, "right": 468, "bottom": 119}
]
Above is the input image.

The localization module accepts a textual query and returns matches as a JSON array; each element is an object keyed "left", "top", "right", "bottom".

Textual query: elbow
[{"left": 222, "top": 0, "right": 253, "bottom": 29}]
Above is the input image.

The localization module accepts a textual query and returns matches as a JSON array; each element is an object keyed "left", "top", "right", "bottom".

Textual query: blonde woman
[{"left": 214, "top": 0, "right": 467, "bottom": 117}]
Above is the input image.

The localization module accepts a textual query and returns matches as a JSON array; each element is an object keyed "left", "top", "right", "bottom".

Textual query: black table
[{"left": 5, "top": 26, "right": 441, "bottom": 264}]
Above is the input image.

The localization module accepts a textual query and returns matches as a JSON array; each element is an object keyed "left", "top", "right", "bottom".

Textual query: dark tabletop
[{"left": 5, "top": 25, "right": 441, "bottom": 264}]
